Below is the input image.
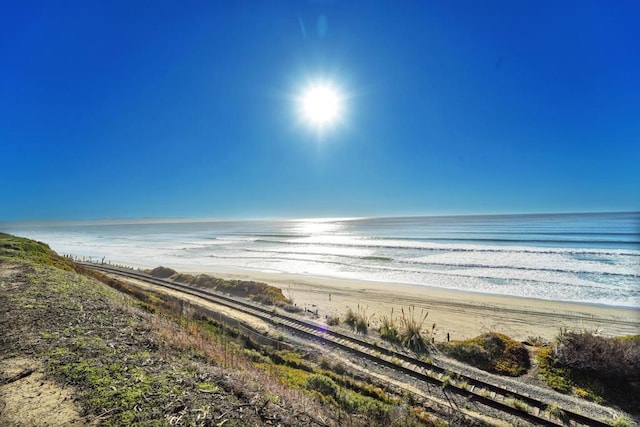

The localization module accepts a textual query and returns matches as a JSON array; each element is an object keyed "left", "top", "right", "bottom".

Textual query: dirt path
[{"left": 0, "top": 358, "right": 83, "bottom": 427}]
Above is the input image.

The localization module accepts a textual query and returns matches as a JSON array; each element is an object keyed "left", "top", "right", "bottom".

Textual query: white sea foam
[{"left": 3, "top": 212, "right": 639, "bottom": 307}]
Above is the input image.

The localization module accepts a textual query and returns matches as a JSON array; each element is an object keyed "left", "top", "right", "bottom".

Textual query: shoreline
[{"left": 151, "top": 264, "right": 640, "bottom": 342}]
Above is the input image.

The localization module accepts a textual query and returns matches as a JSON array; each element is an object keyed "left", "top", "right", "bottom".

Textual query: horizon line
[{"left": 1, "top": 210, "right": 638, "bottom": 226}]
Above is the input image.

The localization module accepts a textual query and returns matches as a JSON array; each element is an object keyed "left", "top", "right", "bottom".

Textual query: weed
[
  {"left": 441, "top": 374, "right": 452, "bottom": 389},
  {"left": 544, "top": 403, "right": 565, "bottom": 421},
  {"left": 611, "top": 415, "right": 632, "bottom": 427},
  {"left": 305, "top": 374, "right": 339, "bottom": 398},
  {"left": 326, "top": 315, "right": 340, "bottom": 326},
  {"left": 505, "top": 398, "right": 528, "bottom": 411},
  {"left": 573, "top": 386, "right": 604, "bottom": 403},
  {"left": 197, "top": 382, "right": 220, "bottom": 393}
]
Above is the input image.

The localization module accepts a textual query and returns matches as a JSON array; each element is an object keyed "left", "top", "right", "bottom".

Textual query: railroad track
[{"left": 83, "top": 263, "right": 614, "bottom": 427}]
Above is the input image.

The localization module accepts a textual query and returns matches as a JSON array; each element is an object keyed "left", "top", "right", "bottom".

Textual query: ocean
[{"left": 2, "top": 212, "right": 639, "bottom": 307}]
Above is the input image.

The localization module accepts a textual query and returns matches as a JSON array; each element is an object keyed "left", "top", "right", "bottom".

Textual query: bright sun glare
[{"left": 298, "top": 82, "right": 344, "bottom": 129}]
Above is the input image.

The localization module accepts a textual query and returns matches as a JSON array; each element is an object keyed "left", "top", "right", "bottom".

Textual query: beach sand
[{"left": 186, "top": 267, "right": 640, "bottom": 342}]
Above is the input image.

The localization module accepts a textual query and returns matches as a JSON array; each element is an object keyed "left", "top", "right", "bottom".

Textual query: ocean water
[{"left": 2, "top": 212, "right": 639, "bottom": 307}]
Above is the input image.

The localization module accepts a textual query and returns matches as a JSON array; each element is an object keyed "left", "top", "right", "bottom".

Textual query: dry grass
[
  {"left": 344, "top": 305, "right": 372, "bottom": 335},
  {"left": 379, "top": 309, "right": 400, "bottom": 344},
  {"left": 399, "top": 307, "right": 431, "bottom": 354}
]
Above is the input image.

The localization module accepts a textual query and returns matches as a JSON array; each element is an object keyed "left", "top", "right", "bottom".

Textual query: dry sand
[
  {"left": 0, "top": 358, "right": 83, "bottom": 427},
  {"left": 187, "top": 267, "right": 639, "bottom": 342}
]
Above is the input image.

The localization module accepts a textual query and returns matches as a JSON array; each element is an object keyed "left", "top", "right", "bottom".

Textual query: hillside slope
[{"left": 0, "top": 233, "right": 336, "bottom": 426}]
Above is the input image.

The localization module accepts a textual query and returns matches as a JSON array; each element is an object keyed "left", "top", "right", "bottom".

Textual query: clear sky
[{"left": 2, "top": 0, "right": 639, "bottom": 221}]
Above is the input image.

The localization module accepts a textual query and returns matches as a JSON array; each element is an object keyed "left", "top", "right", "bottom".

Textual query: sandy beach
[{"left": 185, "top": 267, "right": 639, "bottom": 342}]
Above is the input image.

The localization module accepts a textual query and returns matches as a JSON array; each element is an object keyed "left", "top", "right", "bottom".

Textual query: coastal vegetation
[
  {"left": 326, "top": 315, "right": 341, "bottom": 326},
  {"left": 345, "top": 306, "right": 434, "bottom": 355},
  {"left": 0, "top": 232, "right": 76, "bottom": 271},
  {"left": 344, "top": 305, "right": 371, "bottom": 335},
  {"left": 442, "top": 333, "right": 530, "bottom": 376},
  {"left": 398, "top": 307, "right": 432, "bottom": 354},
  {"left": 378, "top": 309, "right": 401, "bottom": 344},
  {"left": 147, "top": 266, "right": 289, "bottom": 307},
  {"left": 537, "top": 330, "right": 640, "bottom": 413}
]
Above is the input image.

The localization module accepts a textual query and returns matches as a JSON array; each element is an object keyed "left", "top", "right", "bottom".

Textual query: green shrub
[
  {"left": 611, "top": 415, "right": 632, "bottom": 427},
  {"left": 305, "top": 374, "right": 339, "bottom": 398},
  {"left": 537, "top": 348, "right": 572, "bottom": 393},
  {"left": 544, "top": 403, "right": 566, "bottom": 422},
  {"left": 339, "top": 393, "right": 391, "bottom": 422},
  {"left": 332, "top": 362, "right": 347, "bottom": 376},
  {"left": 444, "top": 332, "right": 530, "bottom": 376}
]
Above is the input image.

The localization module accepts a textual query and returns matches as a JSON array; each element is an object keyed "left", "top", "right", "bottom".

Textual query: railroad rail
[{"left": 82, "top": 263, "right": 614, "bottom": 427}]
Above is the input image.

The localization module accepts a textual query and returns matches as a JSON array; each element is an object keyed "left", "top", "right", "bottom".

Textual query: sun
[{"left": 297, "top": 81, "right": 344, "bottom": 129}]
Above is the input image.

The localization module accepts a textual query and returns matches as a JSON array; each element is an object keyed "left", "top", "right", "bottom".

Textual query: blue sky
[{"left": 2, "top": 0, "right": 639, "bottom": 220}]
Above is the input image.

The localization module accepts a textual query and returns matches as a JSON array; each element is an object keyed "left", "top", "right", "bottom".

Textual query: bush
[
  {"left": 524, "top": 336, "right": 548, "bottom": 347},
  {"left": 305, "top": 374, "right": 339, "bottom": 398},
  {"left": 539, "top": 331, "right": 640, "bottom": 413},
  {"left": 278, "top": 302, "right": 303, "bottom": 313},
  {"left": 332, "top": 362, "right": 347, "bottom": 376},
  {"left": 319, "top": 357, "right": 331, "bottom": 370},
  {"left": 355, "top": 317, "right": 368, "bottom": 335},
  {"left": 555, "top": 331, "right": 640, "bottom": 381},
  {"left": 147, "top": 266, "right": 177, "bottom": 278},
  {"left": 445, "top": 332, "right": 530, "bottom": 376},
  {"left": 326, "top": 316, "right": 340, "bottom": 326}
]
